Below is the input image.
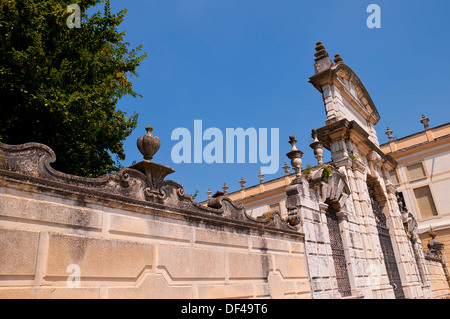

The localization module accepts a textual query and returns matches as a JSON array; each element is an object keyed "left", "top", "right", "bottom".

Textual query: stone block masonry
[{"left": 0, "top": 140, "right": 310, "bottom": 299}]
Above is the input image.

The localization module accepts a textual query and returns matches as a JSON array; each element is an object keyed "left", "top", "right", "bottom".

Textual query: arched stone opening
[
  {"left": 325, "top": 198, "right": 352, "bottom": 298},
  {"left": 366, "top": 176, "right": 405, "bottom": 299}
]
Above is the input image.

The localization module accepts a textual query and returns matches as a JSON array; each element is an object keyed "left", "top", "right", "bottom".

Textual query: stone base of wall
[{"left": 423, "top": 258, "right": 450, "bottom": 299}]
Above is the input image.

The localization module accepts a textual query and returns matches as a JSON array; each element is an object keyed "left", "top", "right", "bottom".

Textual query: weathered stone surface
[
  {"left": 274, "top": 255, "right": 309, "bottom": 279},
  {"left": 0, "top": 287, "right": 101, "bottom": 299},
  {"left": 158, "top": 245, "right": 226, "bottom": 279},
  {"left": 195, "top": 228, "right": 248, "bottom": 248},
  {"left": 197, "top": 283, "right": 254, "bottom": 299},
  {"left": 291, "top": 242, "right": 305, "bottom": 254},
  {"left": 46, "top": 233, "right": 153, "bottom": 278},
  {"left": 109, "top": 214, "right": 192, "bottom": 242},
  {"left": 108, "top": 273, "right": 193, "bottom": 299},
  {"left": 267, "top": 271, "right": 296, "bottom": 299},
  {"left": 0, "top": 228, "right": 40, "bottom": 276},
  {"left": 253, "top": 282, "right": 270, "bottom": 297},
  {"left": 228, "top": 252, "right": 273, "bottom": 279},
  {"left": 0, "top": 194, "right": 102, "bottom": 230},
  {"left": 251, "top": 236, "right": 290, "bottom": 252},
  {"left": 296, "top": 280, "right": 312, "bottom": 296}
]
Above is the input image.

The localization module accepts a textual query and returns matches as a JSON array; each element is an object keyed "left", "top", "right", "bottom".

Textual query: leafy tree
[{"left": 0, "top": 0, "right": 147, "bottom": 177}]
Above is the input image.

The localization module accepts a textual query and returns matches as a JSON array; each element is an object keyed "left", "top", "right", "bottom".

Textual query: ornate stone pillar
[{"left": 284, "top": 136, "right": 338, "bottom": 298}]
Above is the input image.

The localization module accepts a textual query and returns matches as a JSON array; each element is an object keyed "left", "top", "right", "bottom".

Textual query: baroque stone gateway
[{"left": 0, "top": 42, "right": 448, "bottom": 299}]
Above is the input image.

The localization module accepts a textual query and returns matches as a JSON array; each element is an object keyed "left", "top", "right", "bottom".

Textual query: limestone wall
[
  {"left": 0, "top": 142, "right": 311, "bottom": 299},
  {"left": 420, "top": 232, "right": 450, "bottom": 299},
  {"left": 424, "top": 257, "right": 450, "bottom": 299}
]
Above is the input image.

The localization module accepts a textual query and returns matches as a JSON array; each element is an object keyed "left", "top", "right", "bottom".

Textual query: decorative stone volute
[
  {"left": 137, "top": 125, "right": 161, "bottom": 161},
  {"left": 207, "top": 190, "right": 225, "bottom": 209}
]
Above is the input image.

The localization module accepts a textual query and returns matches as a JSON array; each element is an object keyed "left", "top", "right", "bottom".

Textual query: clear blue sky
[{"left": 105, "top": 0, "right": 450, "bottom": 201}]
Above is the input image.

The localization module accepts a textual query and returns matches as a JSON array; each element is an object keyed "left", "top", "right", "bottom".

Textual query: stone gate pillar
[
  {"left": 308, "top": 42, "right": 431, "bottom": 298},
  {"left": 286, "top": 179, "right": 341, "bottom": 299}
]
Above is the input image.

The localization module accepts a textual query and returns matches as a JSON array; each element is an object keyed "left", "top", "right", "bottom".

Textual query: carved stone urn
[
  {"left": 309, "top": 129, "right": 324, "bottom": 165},
  {"left": 286, "top": 135, "right": 303, "bottom": 183},
  {"left": 130, "top": 125, "right": 174, "bottom": 193},
  {"left": 137, "top": 125, "right": 161, "bottom": 161}
]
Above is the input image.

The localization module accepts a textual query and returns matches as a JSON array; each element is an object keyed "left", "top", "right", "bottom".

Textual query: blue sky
[{"left": 105, "top": 0, "right": 450, "bottom": 201}]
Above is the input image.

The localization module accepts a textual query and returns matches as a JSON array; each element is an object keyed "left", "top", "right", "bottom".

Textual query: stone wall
[
  {"left": 0, "top": 141, "right": 310, "bottom": 299},
  {"left": 424, "top": 256, "right": 450, "bottom": 299},
  {"left": 420, "top": 232, "right": 450, "bottom": 299}
]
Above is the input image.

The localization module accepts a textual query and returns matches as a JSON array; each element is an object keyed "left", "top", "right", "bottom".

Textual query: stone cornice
[
  {"left": 0, "top": 141, "right": 300, "bottom": 236},
  {"left": 308, "top": 63, "right": 380, "bottom": 125},
  {"left": 315, "top": 119, "right": 398, "bottom": 168}
]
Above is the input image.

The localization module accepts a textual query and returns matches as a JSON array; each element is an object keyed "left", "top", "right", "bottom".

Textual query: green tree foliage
[{"left": 0, "top": 0, "right": 147, "bottom": 177}]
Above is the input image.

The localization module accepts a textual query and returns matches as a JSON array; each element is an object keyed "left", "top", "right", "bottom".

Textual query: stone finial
[
  {"left": 130, "top": 125, "right": 174, "bottom": 192},
  {"left": 286, "top": 135, "right": 303, "bottom": 182},
  {"left": 314, "top": 41, "right": 333, "bottom": 74},
  {"left": 385, "top": 127, "right": 394, "bottom": 142},
  {"left": 137, "top": 125, "right": 161, "bottom": 161},
  {"left": 309, "top": 129, "right": 324, "bottom": 165},
  {"left": 288, "top": 135, "right": 298, "bottom": 151},
  {"left": 420, "top": 114, "right": 430, "bottom": 130},
  {"left": 334, "top": 54, "right": 343, "bottom": 64},
  {"left": 207, "top": 188, "right": 212, "bottom": 199},
  {"left": 311, "top": 128, "right": 319, "bottom": 143},
  {"left": 258, "top": 171, "right": 264, "bottom": 184},
  {"left": 314, "top": 42, "right": 328, "bottom": 60},
  {"left": 282, "top": 162, "right": 290, "bottom": 175},
  {"left": 239, "top": 177, "right": 246, "bottom": 189},
  {"left": 315, "top": 41, "right": 325, "bottom": 50},
  {"left": 222, "top": 182, "right": 229, "bottom": 194}
]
